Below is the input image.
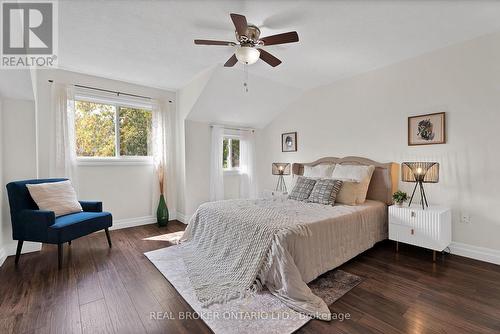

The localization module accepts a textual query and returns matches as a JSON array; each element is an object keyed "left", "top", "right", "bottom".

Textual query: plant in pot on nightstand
[
  {"left": 156, "top": 163, "right": 169, "bottom": 227},
  {"left": 393, "top": 190, "right": 409, "bottom": 207}
]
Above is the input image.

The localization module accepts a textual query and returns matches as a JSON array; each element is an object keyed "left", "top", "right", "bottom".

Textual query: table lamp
[
  {"left": 272, "top": 163, "right": 291, "bottom": 193},
  {"left": 401, "top": 162, "right": 439, "bottom": 209}
]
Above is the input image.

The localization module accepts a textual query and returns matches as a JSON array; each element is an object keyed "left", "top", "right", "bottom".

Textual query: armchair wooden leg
[
  {"left": 15, "top": 240, "right": 23, "bottom": 266},
  {"left": 105, "top": 228, "right": 112, "bottom": 248},
  {"left": 58, "top": 244, "right": 63, "bottom": 269}
]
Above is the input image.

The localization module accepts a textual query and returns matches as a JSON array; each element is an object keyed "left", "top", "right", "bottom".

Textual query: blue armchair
[{"left": 6, "top": 178, "right": 113, "bottom": 269}]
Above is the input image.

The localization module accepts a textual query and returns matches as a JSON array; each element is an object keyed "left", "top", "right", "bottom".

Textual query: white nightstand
[
  {"left": 389, "top": 205, "right": 451, "bottom": 261},
  {"left": 262, "top": 190, "right": 288, "bottom": 199}
]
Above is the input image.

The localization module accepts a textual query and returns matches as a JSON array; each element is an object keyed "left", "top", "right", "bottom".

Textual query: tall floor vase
[{"left": 156, "top": 194, "right": 169, "bottom": 227}]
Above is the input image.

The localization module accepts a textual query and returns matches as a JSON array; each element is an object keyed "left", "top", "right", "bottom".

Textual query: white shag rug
[{"left": 145, "top": 245, "right": 311, "bottom": 334}]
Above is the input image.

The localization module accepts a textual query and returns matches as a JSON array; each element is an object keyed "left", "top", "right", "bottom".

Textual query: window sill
[
  {"left": 76, "top": 157, "right": 153, "bottom": 166},
  {"left": 223, "top": 169, "right": 241, "bottom": 176}
]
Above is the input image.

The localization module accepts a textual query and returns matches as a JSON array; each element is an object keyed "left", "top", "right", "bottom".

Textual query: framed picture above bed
[
  {"left": 282, "top": 132, "right": 297, "bottom": 152},
  {"left": 408, "top": 112, "right": 446, "bottom": 146}
]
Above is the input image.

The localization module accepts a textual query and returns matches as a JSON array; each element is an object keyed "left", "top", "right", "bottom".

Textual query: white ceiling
[
  {"left": 187, "top": 67, "right": 301, "bottom": 128},
  {"left": 4, "top": 1, "right": 500, "bottom": 128},
  {"left": 58, "top": 0, "right": 500, "bottom": 90}
]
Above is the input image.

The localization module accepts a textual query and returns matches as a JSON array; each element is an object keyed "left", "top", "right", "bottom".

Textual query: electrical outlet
[{"left": 461, "top": 214, "right": 471, "bottom": 224}]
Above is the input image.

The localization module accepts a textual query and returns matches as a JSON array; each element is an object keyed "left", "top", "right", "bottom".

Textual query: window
[
  {"left": 74, "top": 99, "right": 152, "bottom": 159},
  {"left": 222, "top": 137, "right": 240, "bottom": 170}
]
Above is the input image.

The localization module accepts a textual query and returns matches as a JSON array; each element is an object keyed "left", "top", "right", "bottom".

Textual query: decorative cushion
[
  {"left": 303, "top": 164, "right": 335, "bottom": 179},
  {"left": 335, "top": 166, "right": 376, "bottom": 205},
  {"left": 331, "top": 164, "right": 375, "bottom": 182},
  {"left": 288, "top": 177, "right": 317, "bottom": 201},
  {"left": 26, "top": 180, "right": 83, "bottom": 217},
  {"left": 307, "top": 179, "right": 343, "bottom": 205}
]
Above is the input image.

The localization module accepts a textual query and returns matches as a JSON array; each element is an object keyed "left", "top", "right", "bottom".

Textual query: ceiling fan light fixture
[
  {"left": 195, "top": 13, "right": 298, "bottom": 67},
  {"left": 235, "top": 46, "right": 260, "bottom": 65}
]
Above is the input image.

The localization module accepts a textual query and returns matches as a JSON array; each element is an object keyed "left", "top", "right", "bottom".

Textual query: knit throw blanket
[{"left": 179, "top": 199, "right": 311, "bottom": 307}]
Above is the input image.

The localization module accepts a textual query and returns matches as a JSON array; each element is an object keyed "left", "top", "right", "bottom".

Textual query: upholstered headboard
[{"left": 292, "top": 156, "right": 399, "bottom": 205}]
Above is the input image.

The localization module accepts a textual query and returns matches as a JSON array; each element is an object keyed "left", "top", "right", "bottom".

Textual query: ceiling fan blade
[
  {"left": 260, "top": 31, "right": 299, "bottom": 46},
  {"left": 230, "top": 13, "right": 248, "bottom": 36},
  {"left": 194, "top": 39, "right": 236, "bottom": 46},
  {"left": 258, "top": 49, "right": 282, "bottom": 67},
  {"left": 224, "top": 54, "right": 238, "bottom": 67}
]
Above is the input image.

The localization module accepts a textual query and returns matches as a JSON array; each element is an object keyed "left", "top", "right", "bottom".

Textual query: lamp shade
[
  {"left": 235, "top": 46, "right": 260, "bottom": 65},
  {"left": 272, "top": 163, "right": 291, "bottom": 175},
  {"left": 401, "top": 162, "right": 439, "bottom": 183}
]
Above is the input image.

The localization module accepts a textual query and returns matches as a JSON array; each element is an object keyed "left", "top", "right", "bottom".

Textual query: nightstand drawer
[
  {"left": 389, "top": 205, "right": 452, "bottom": 259},
  {"left": 390, "top": 207, "right": 441, "bottom": 227},
  {"left": 389, "top": 223, "right": 447, "bottom": 251},
  {"left": 389, "top": 224, "right": 450, "bottom": 251}
]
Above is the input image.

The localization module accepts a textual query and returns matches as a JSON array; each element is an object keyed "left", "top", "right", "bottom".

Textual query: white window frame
[
  {"left": 223, "top": 136, "right": 241, "bottom": 175},
  {"left": 74, "top": 94, "right": 153, "bottom": 166}
]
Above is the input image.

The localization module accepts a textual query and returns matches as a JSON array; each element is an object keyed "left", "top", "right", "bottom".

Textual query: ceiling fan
[{"left": 194, "top": 13, "right": 299, "bottom": 67}]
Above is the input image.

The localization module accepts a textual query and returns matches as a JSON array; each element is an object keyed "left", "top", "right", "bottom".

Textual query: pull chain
[{"left": 243, "top": 64, "right": 249, "bottom": 93}]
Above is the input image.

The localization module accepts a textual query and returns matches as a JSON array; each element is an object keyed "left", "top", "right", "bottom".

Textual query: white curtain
[
  {"left": 239, "top": 130, "right": 257, "bottom": 199},
  {"left": 209, "top": 125, "right": 225, "bottom": 201},
  {"left": 51, "top": 83, "right": 79, "bottom": 191},
  {"left": 151, "top": 100, "right": 173, "bottom": 212}
]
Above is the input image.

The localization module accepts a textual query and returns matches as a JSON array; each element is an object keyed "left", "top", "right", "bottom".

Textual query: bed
[
  {"left": 289, "top": 156, "right": 398, "bottom": 282},
  {"left": 180, "top": 156, "right": 398, "bottom": 320}
]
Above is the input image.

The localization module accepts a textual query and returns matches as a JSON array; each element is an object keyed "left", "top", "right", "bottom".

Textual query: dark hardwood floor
[{"left": 1, "top": 221, "right": 499, "bottom": 334}]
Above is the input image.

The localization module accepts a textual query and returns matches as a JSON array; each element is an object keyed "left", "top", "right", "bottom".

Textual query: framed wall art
[
  {"left": 281, "top": 132, "right": 297, "bottom": 152},
  {"left": 408, "top": 112, "right": 446, "bottom": 146}
]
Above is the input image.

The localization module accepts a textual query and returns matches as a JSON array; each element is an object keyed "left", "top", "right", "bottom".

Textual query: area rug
[
  {"left": 145, "top": 244, "right": 362, "bottom": 334},
  {"left": 309, "top": 269, "right": 363, "bottom": 306}
]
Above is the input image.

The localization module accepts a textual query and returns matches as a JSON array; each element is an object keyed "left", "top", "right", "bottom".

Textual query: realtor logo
[{"left": 1, "top": 1, "right": 57, "bottom": 68}]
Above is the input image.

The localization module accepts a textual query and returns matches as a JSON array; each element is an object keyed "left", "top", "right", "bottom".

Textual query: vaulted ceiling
[
  {"left": 3, "top": 1, "right": 500, "bottom": 128},
  {"left": 186, "top": 67, "right": 301, "bottom": 128},
  {"left": 58, "top": 0, "right": 500, "bottom": 90}
]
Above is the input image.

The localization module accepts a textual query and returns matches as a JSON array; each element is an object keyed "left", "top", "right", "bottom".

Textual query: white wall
[
  {"left": 1, "top": 98, "right": 41, "bottom": 256},
  {"left": 176, "top": 68, "right": 214, "bottom": 220},
  {"left": 33, "top": 69, "right": 177, "bottom": 227},
  {"left": 184, "top": 120, "right": 210, "bottom": 217},
  {"left": 183, "top": 120, "right": 243, "bottom": 218},
  {"left": 224, "top": 175, "right": 240, "bottom": 200},
  {"left": 77, "top": 165, "right": 154, "bottom": 221},
  {"left": 257, "top": 32, "right": 500, "bottom": 252}
]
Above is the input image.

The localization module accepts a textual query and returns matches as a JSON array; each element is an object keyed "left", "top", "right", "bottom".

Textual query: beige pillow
[
  {"left": 335, "top": 165, "right": 375, "bottom": 205},
  {"left": 27, "top": 180, "right": 83, "bottom": 217}
]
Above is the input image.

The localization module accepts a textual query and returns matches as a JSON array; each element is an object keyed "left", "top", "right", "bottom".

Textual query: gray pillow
[
  {"left": 288, "top": 177, "right": 317, "bottom": 201},
  {"left": 307, "top": 179, "right": 343, "bottom": 205}
]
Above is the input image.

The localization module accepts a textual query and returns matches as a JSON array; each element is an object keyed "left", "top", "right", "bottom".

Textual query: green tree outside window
[{"left": 75, "top": 100, "right": 152, "bottom": 157}]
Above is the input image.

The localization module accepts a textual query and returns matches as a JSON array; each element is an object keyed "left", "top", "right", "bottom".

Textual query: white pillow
[
  {"left": 303, "top": 164, "right": 335, "bottom": 179},
  {"left": 331, "top": 164, "right": 375, "bottom": 182},
  {"left": 334, "top": 165, "right": 376, "bottom": 205},
  {"left": 27, "top": 180, "right": 83, "bottom": 217}
]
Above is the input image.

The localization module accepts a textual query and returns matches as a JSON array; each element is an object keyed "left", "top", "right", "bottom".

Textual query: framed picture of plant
[
  {"left": 408, "top": 112, "right": 446, "bottom": 146},
  {"left": 282, "top": 132, "right": 297, "bottom": 152}
]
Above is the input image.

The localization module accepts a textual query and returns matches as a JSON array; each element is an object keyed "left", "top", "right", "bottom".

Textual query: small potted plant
[{"left": 392, "top": 190, "right": 408, "bottom": 207}]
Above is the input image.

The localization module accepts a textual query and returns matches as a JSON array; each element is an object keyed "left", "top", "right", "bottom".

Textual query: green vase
[{"left": 156, "top": 194, "right": 169, "bottom": 227}]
